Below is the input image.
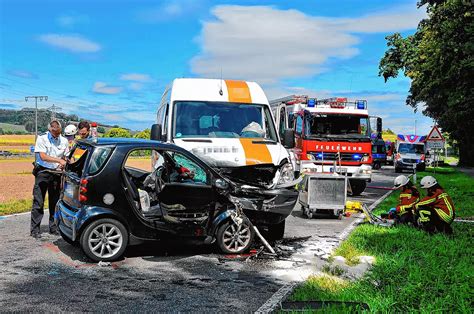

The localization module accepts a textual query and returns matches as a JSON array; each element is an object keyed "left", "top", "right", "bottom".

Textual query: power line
[{"left": 25, "top": 96, "right": 48, "bottom": 141}]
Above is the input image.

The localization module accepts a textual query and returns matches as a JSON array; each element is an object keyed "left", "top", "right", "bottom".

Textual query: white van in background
[{"left": 150, "top": 78, "right": 298, "bottom": 239}]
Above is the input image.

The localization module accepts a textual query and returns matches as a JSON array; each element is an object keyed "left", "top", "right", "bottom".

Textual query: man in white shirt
[{"left": 31, "top": 120, "right": 68, "bottom": 239}]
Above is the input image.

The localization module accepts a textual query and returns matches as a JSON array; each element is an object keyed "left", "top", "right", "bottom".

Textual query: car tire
[
  {"left": 80, "top": 218, "right": 128, "bottom": 262},
  {"left": 216, "top": 217, "right": 254, "bottom": 254},
  {"left": 350, "top": 180, "right": 366, "bottom": 196},
  {"left": 266, "top": 220, "right": 285, "bottom": 240},
  {"left": 59, "top": 228, "right": 77, "bottom": 246}
]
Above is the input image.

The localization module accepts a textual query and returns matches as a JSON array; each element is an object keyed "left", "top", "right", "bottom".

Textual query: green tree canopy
[
  {"left": 133, "top": 129, "right": 151, "bottom": 140},
  {"left": 379, "top": 0, "right": 473, "bottom": 165},
  {"left": 104, "top": 127, "right": 131, "bottom": 138}
]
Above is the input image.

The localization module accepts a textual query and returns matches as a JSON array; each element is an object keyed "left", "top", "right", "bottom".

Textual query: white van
[{"left": 151, "top": 78, "right": 298, "bottom": 239}]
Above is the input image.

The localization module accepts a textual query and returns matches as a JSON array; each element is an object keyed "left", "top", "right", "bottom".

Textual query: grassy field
[
  {"left": 0, "top": 122, "right": 27, "bottom": 133},
  {"left": 289, "top": 166, "right": 474, "bottom": 312}
]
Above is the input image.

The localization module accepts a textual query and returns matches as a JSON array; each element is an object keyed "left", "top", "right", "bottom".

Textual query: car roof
[{"left": 78, "top": 137, "right": 177, "bottom": 149}]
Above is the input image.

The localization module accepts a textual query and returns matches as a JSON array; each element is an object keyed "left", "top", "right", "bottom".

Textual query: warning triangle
[{"left": 426, "top": 126, "right": 444, "bottom": 141}]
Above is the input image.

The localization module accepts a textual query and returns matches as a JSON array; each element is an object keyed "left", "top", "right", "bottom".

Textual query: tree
[
  {"left": 133, "top": 129, "right": 151, "bottom": 139},
  {"left": 104, "top": 128, "right": 131, "bottom": 138},
  {"left": 379, "top": 0, "right": 474, "bottom": 166},
  {"left": 97, "top": 126, "right": 106, "bottom": 134}
]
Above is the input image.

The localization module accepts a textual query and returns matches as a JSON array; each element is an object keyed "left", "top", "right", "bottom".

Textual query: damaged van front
[{"left": 151, "top": 78, "right": 298, "bottom": 238}]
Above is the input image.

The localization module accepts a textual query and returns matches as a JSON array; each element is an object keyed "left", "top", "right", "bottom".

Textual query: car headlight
[
  {"left": 361, "top": 154, "right": 370, "bottom": 162},
  {"left": 360, "top": 164, "right": 372, "bottom": 174},
  {"left": 306, "top": 154, "right": 315, "bottom": 161},
  {"left": 278, "top": 162, "right": 294, "bottom": 184}
]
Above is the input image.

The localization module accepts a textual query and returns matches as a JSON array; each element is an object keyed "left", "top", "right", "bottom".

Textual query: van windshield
[
  {"left": 173, "top": 101, "right": 278, "bottom": 141},
  {"left": 398, "top": 143, "right": 425, "bottom": 154}
]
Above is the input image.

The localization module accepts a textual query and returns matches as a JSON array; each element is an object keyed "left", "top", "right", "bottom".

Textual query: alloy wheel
[{"left": 87, "top": 223, "right": 123, "bottom": 259}]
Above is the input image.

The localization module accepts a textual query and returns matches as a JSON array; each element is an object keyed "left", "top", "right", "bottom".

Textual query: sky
[{"left": 0, "top": 0, "right": 434, "bottom": 134}]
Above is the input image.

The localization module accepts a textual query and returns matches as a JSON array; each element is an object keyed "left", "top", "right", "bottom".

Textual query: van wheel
[
  {"left": 267, "top": 220, "right": 285, "bottom": 240},
  {"left": 216, "top": 217, "right": 254, "bottom": 254},
  {"left": 80, "top": 218, "right": 128, "bottom": 262}
]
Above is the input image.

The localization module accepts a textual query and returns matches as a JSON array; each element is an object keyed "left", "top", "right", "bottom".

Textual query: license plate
[
  {"left": 330, "top": 167, "right": 347, "bottom": 173},
  {"left": 64, "top": 182, "right": 74, "bottom": 198}
]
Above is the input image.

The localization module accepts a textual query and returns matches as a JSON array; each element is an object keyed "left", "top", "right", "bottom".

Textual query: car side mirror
[
  {"left": 151, "top": 124, "right": 163, "bottom": 141},
  {"left": 282, "top": 129, "right": 295, "bottom": 149},
  {"left": 214, "top": 178, "right": 229, "bottom": 190}
]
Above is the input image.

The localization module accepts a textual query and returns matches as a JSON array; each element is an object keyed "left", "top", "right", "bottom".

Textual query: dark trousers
[
  {"left": 395, "top": 211, "right": 415, "bottom": 226},
  {"left": 31, "top": 170, "right": 61, "bottom": 235},
  {"left": 416, "top": 207, "right": 453, "bottom": 235}
]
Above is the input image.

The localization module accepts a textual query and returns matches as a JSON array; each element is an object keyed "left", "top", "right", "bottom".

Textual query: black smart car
[{"left": 56, "top": 138, "right": 298, "bottom": 262}]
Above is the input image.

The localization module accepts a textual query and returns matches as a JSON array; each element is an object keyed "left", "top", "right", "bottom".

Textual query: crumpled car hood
[{"left": 218, "top": 164, "right": 279, "bottom": 188}]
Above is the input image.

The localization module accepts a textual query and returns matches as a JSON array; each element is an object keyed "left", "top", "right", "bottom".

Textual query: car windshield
[
  {"left": 398, "top": 143, "right": 425, "bottom": 154},
  {"left": 305, "top": 113, "right": 370, "bottom": 139},
  {"left": 173, "top": 101, "right": 278, "bottom": 141}
]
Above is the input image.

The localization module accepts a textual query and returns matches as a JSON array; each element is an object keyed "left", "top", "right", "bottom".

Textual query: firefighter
[
  {"left": 384, "top": 175, "right": 420, "bottom": 225},
  {"left": 64, "top": 124, "right": 77, "bottom": 157},
  {"left": 415, "top": 176, "right": 455, "bottom": 235}
]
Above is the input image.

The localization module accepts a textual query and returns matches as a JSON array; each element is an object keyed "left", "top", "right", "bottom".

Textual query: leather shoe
[{"left": 49, "top": 230, "right": 60, "bottom": 236}]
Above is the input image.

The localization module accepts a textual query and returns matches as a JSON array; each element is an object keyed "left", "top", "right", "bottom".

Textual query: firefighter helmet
[
  {"left": 64, "top": 124, "right": 77, "bottom": 136},
  {"left": 420, "top": 176, "right": 438, "bottom": 189},
  {"left": 393, "top": 175, "right": 409, "bottom": 188}
]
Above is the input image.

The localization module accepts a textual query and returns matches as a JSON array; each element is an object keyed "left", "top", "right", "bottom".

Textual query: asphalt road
[{"left": 0, "top": 166, "right": 399, "bottom": 312}]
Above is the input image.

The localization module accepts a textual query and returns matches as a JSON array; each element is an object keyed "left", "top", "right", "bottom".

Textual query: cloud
[
  {"left": 92, "top": 82, "right": 122, "bottom": 95},
  {"left": 330, "top": 6, "right": 427, "bottom": 34},
  {"left": 191, "top": 5, "right": 425, "bottom": 84},
  {"left": 38, "top": 34, "right": 101, "bottom": 53},
  {"left": 57, "top": 14, "right": 89, "bottom": 28},
  {"left": 120, "top": 73, "right": 151, "bottom": 82},
  {"left": 136, "top": 0, "right": 205, "bottom": 23},
  {"left": 6, "top": 69, "right": 39, "bottom": 79},
  {"left": 128, "top": 82, "right": 144, "bottom": 91}
]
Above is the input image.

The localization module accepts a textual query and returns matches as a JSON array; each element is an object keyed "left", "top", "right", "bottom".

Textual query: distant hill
[{"left": 0, "top": 108, "right": 129, "bottom": 134}]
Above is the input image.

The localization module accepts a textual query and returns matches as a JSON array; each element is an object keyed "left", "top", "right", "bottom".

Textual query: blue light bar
[
  {"left": 308, "top": 98, "right": 316, "bottom": 107},
  {"left": 356, "top": 100, "right": 366, "bottom": 109},
  {"left": 316, "top": 153, "right": 323, "bottom": 159},
  {"left": 352, "top": 154, "right": 361, "bottom": 160}
]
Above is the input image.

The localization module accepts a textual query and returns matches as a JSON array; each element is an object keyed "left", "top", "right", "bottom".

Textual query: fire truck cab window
[
  {"left": 306, "top": 114, "right": 370, "bottom": 137},
  {"left": 295, "top": 115, "right": 303, "bottom": 135}
]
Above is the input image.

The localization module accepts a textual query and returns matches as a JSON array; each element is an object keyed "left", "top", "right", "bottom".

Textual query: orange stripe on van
[
  {"left": 225, "top": 80, "right": 252, "bottom": 103},
  {"left": 239, "top": 138, "right": 272, "bottom": 165}
]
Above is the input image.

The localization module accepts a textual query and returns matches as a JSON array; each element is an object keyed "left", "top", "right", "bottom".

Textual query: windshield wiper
[{"left": 252, "top": 139, "right": 278, "bottom": 145}]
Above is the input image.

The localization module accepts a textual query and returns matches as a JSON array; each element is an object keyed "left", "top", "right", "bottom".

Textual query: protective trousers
[
  {"left": 395, "top": 211, "right": 415, "bottom": 226},
  {"left": 416, "top": 206, "right": 453, "bottom": 235},
  {"left": 30, "top": 170, "right": 61, "bottom": 235}
]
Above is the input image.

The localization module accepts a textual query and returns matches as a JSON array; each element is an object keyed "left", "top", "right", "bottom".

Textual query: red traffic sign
[{"left": 426, "top": 125, "right": 444, "bottom": 141}]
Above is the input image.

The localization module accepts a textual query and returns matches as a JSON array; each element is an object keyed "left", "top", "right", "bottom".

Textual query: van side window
[
  {"left": 295, "top": 115, "right": 303, "bottom": 135},
  {"left": 279, "top": 107, "right": 286, "bottom": 139}
]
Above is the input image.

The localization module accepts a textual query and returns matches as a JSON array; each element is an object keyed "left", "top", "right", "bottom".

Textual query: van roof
[{"left": 171, "top": 78, "right": 269, "bottom": 105}]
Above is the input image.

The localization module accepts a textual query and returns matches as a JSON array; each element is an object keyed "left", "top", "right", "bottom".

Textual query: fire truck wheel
[{"left": 350, "top": 180, "right": 366, "bottom": 196}]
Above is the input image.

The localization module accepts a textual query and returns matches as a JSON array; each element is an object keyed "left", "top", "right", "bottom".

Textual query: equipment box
[{"left": 298, "top": 173, "right": 347, "bottom": 219}]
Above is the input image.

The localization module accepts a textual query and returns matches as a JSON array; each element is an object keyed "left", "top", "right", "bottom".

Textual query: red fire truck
[{"left": 271, "top": 96, "right": 372, "bottom": 195}]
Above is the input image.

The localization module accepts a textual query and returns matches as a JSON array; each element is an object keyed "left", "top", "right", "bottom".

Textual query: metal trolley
[{"left": 298, "top": 173, "right": 347, "bottom": 219}]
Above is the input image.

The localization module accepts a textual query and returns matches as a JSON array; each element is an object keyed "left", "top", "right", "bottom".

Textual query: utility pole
[
  {"left": 25, "top": 96, "right": 48, "bottom": 141},
  {"left": 46, "top": 104, "right": 62, "bottom": 121},
  {"left": 414, "top": 119, "right": 417, "bottom": 135}
]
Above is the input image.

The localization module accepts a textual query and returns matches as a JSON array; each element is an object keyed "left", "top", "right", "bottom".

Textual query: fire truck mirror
[{"left": 283, "top": 129, "right": 295, "bottom": 149}]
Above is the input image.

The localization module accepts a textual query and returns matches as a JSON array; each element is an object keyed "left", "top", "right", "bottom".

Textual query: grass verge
[
  {"left": 0, "top": 197, "right": 49, "bottom": 216},
  {"left": 289, "top": 166, "right": 474, "bottom": 312},
  {"left": 0, "top": 199, "right": 33, "bottom": 216}
]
